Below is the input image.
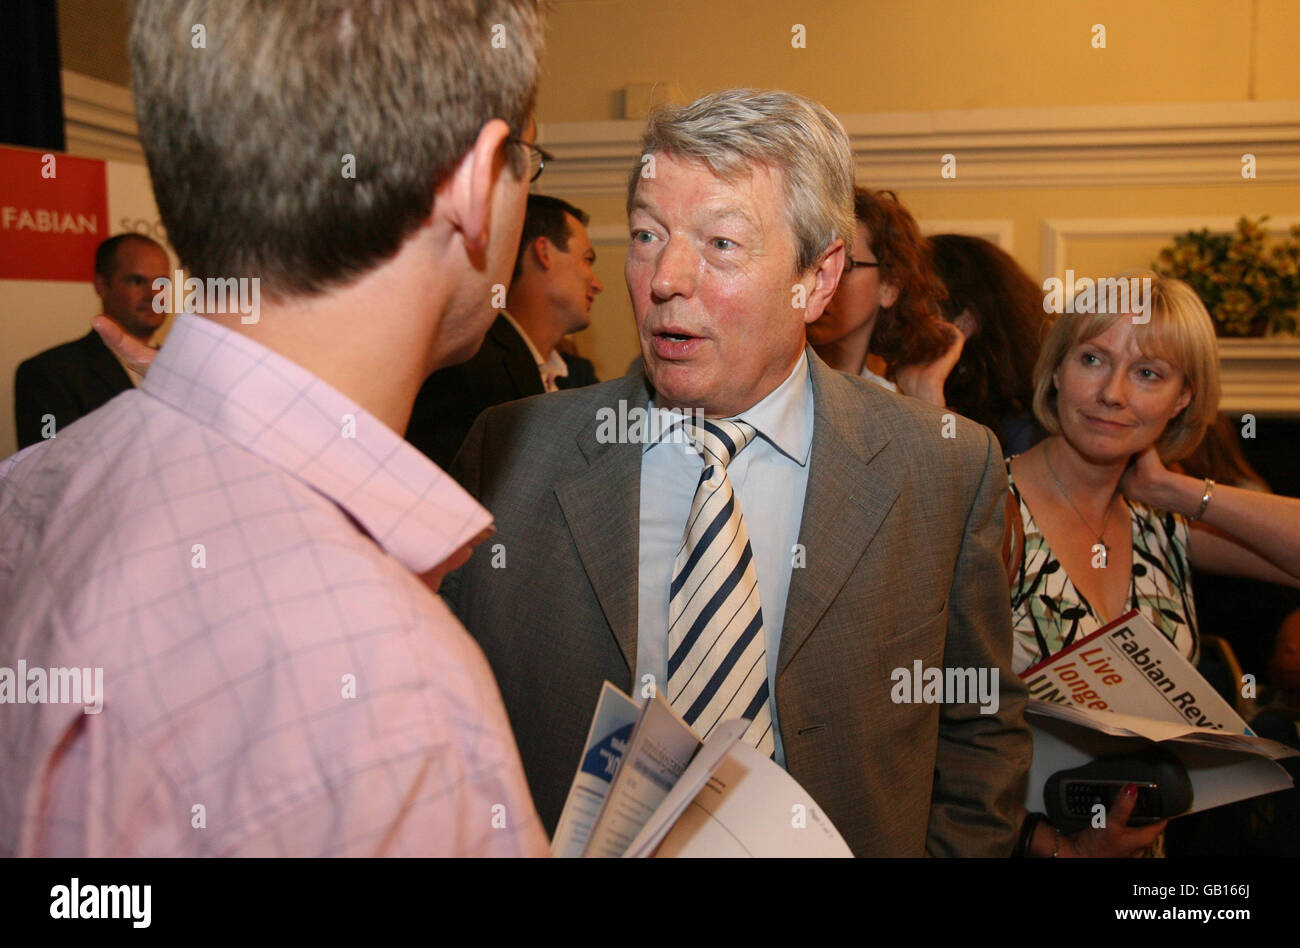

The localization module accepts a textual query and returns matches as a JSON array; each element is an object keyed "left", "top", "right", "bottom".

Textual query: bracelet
[
  {"left": 1191, "top": 478, "right": 1215, "bottom": 521},
  {"left": 1014, "top": 813, "right": 1042, "bottom": 858}
]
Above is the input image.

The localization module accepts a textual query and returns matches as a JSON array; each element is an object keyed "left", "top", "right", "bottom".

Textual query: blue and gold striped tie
[{"left": 667, "top": 418, "right": 773, "bottom": 755}]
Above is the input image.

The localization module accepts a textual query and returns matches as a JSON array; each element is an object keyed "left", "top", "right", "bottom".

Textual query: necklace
[{"left": 1043, "top": 442, "right": 1117, "bottom": 560}]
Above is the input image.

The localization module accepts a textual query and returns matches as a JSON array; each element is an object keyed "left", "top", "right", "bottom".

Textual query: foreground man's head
[{"left": 129, "top": 0, "right": 545, "bottom": 375}]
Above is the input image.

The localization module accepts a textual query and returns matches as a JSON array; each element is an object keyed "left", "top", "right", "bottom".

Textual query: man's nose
[
  {"left": 649, "top": 238, "right": 696, "bottom": 300},
  {"left": 591, "top": 272, "right": 603, "bottom": 295}
]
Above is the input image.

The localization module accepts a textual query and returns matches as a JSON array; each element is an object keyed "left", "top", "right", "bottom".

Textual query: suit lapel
[
  {"left": 492, "top": 316, "right": 545, "bottom": 399},
  {"left": 553, "top": 373, "right": 648, "bottom": 670},
  {"left": 778, "top": 353, "right": 900, "bottom": 675},
  {"left": 81, "top": 331, "right": 134, "bottom": 394}
]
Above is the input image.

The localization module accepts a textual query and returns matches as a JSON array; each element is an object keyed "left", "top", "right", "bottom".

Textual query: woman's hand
[
  {"left": 1058, "top": 784, "right": 1166, "bottom": 858},
  {"left": 1119, "top": 445, "right": 1179, "bottom": 510},
  {"left": 894, "top": 324, "right": 965, "bottom": 408},
  {"left": 93, "top": 316, "right": 158, "bottom": 376}
]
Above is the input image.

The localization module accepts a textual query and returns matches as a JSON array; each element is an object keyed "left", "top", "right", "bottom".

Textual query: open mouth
[{"left": 651, "top": 329, "right": 705, "bottom": 358}]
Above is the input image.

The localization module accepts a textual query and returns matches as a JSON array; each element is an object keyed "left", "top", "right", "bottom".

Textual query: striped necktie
[{"left": 667, "top": 418, "right": 774, "bottom": 756}]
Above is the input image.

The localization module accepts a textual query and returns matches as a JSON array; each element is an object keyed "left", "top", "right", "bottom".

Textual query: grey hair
[
  {"left": 627, "top": 88, "right": 855, "bottom": 274},
  {"left": 131, "top": 0, "right": 544, "bottom": 301}
]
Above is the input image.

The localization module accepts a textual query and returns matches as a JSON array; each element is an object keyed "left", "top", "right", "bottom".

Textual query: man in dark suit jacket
[
  {"left": 406, "top": 194, "right": 602, "bottom": 469},
  {"left": 14, "top": 234, "right": 170, "bottom": 448},
  {"left": 443, "top": 89, "right": 1030, "bottom": 857}
]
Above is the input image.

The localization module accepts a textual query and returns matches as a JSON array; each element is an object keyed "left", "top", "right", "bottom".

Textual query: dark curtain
[{"left": 0, "top": 0, "right": 65, "bottom": 150}]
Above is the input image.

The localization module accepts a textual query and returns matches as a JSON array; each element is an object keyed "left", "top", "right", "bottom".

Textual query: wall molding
[
  {"left": 919, "top": 219, "right": 1013, "bottom": 250},
  {"left": 60, "top": 76, "right": 1300, "bottom": 195},
  {"left": 1218, "top": 338, "right": 1300, "bottom": 416},
  {"left": 1039, "top": 216, "right": 1300, "bottom": 416},
  {"left": 1041, "top": 216, "right": 1300, "bottom": 281},
  {"left": 57, "top": 75, "right": 1300, "bottom": 414},
  {"left": 62, "top": 70, "right": 144, "bottom": 163},
  {"left": 539, "top": 100, "right": 1300, "bottom": 196}
]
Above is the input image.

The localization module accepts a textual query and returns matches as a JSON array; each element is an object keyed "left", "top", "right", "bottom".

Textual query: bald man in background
[{"left": 14, "top": 233, "right": 170, "bottom": 447}]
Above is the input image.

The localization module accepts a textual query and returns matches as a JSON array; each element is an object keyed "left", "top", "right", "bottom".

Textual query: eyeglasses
[
  {"left": 843, "top": 258, "right": 880, "bottom": 273},
  {"left": 506, "top": 137, "right": 553, "bottom": 183}
]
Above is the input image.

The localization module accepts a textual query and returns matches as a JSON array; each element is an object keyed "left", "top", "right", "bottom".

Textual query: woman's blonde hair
[{"left": 1032, "top": 270, "right": 1221, "bottom": 462}]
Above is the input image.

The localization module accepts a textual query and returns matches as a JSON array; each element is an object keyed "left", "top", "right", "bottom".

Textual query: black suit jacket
[
  {"left": 14, "top": 330, "right": 135, "bottom": 449},
  {"left": 405, "top": 314, "right": 598, "bottom": 469}
]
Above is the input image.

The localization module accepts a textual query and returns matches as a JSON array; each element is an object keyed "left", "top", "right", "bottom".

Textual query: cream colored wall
[
  {"left": 535, "top": 0, "right": 1300, "bottom": 382},
  {"left": 570, "top": 182, "right": 1300, "bottom": 384},
  {"left": 537, "top": 0, "right": 1299, "bottom": 122},
  {"left": 20, "top": 1, "right": 1300, "bottom": 434}
]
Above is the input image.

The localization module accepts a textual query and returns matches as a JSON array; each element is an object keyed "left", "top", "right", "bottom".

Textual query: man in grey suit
[{"left": 445, "top": 88, "right": 1030, "bottom": 857}]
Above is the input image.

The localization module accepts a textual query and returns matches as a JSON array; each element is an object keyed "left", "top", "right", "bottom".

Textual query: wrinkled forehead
[{"left": 633, "top": 154, "right": 791, "bottom": 237}]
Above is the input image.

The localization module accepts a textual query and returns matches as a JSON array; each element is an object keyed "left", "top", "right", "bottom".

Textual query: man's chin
[
  {"left": 122, "top": 319, "right": 160, "bottom": 341},
  {"left": 645, "top": 361, "right": 711, "bottom": 413}
]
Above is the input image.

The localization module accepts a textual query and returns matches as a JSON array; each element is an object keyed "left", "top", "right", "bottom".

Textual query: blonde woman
[{"left": 1009, "top": 271, "right": 1300, "bottom": 857}]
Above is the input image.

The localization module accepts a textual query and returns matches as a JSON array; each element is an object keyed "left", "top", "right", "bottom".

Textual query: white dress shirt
[
  {"left": 636, "top": 352, "right": 814, "bottom": 766},
  {"left": 500, "top": 310, "right": 569, "bottom": 393}
]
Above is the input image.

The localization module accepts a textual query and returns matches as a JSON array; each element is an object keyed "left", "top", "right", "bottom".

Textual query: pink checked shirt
[{"left": 0, "top": 314, "right": 548, "bottom": 857}]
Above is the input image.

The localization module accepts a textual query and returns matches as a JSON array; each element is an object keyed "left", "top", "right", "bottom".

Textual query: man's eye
[
  {"left": 710, "top": 237, "right": 736, "bottom": 251},
  {"left": 631, "top": 230, "right": 654, "bottom": 244}
]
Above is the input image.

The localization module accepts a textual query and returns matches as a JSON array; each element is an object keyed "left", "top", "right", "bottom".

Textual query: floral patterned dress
[{"left": 1007, "top": 460, "right": 1199, "bottom": 675}]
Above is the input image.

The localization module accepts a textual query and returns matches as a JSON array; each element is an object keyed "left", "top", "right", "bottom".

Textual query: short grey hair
[
  {"left": 627, "top": 89, "right": 855, "bottom": 274},
  {"left": 131, "top": 0, "right": 543, "bottom": 301}
]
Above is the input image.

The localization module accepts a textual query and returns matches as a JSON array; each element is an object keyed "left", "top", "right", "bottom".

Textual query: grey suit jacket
[{"left": 444, "top": 348, "right": 1030, "bottom": 856}]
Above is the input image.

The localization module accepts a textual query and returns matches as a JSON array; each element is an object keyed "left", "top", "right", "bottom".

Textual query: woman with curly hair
[
  {"left": 928, "top": 233, "right": 1048, "bottom": 455},
  {"left": 807, "top": 188, "right": 959, "bottom": 403}
]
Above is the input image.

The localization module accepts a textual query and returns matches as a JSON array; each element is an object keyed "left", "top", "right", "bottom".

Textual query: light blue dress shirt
[{"left": 636, "top": 352, "right": 814, "bottom": 767}]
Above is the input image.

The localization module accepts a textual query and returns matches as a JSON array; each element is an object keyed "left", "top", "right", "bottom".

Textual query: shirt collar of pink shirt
[{"left": 141, "top": 313, "right": 492, "bottom": 575}]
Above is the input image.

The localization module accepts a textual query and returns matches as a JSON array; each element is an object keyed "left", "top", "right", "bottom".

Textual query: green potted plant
[{"left": 1154, "top": 216, "right": 1300, "bottom": 337}]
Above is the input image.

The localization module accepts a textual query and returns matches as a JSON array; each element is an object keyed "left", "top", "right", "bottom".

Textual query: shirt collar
[
  {"left": 643, "top": 350, "right": 813, "bottom": 466},
  {"left": 140, "top": 313, "right": 492, "bottom": 574},
  {"left": 542, "top": 348, "right": 570, "bottom": 383},
  {"left": 500, "top": 309, "right": 568, "bottom": 388}
]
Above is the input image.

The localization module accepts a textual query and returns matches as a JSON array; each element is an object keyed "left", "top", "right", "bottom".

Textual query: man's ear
[
  {"left": 803, "top": 239, "right": 845, "bottom": 324},
  {"left": 533, "top": 236, "right": 554, "bottom": 271},
  {"left": 441, "top": 118, "right": 513, "bottom": 254},
  {"left": 879, "top": 281, "right": 900, "bottom": 309},
  {"left": 92, "top": 273, "right": 109, "bottom": 301}
]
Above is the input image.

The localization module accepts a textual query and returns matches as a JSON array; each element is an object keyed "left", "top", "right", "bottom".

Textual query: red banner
[{"left": 0, "top": 146, "right": 108, "bottom": 282}]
